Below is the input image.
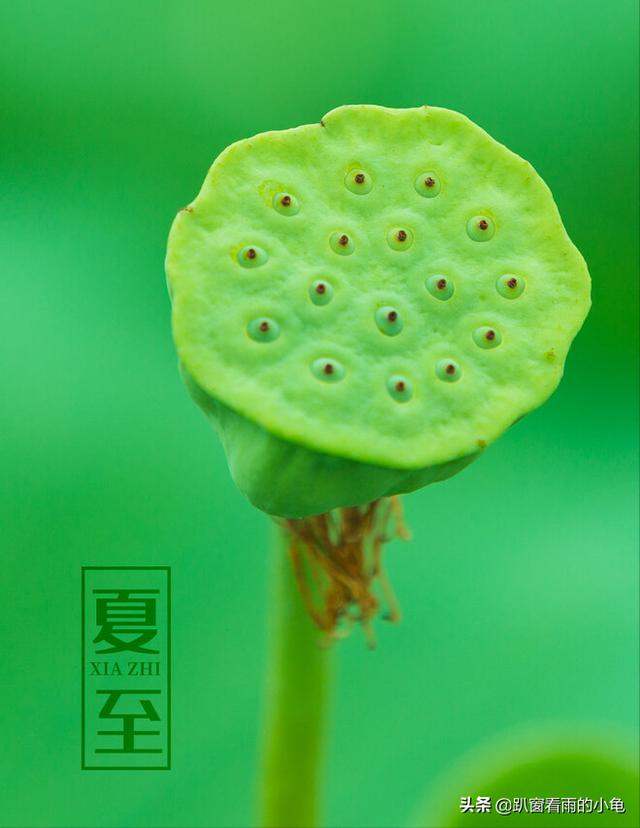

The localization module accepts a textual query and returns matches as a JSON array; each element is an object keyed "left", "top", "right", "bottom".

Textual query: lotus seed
[
  {"left": 496, "top": 273, "right": 526, "bottom": 299},
  {"left": 345, "top": 169, "right": 373, "bottom": 195},
  {"left": 311, "top": 358, "right": 345, "bottom": 383},
  {"left": 426, "top": 274, "right": 454, "bottom": 301},
  {"left": 473, "top": 326, "right": 502, "bottom": 349},
  {"left": 309, "top": 279, "right": 334, "bottom": 305},
  {"left": 237, "top": 245, "right": 268, "bottom": 268},
  {"left": 387, "top": 375, "right": 413, "bottom": 402},
  {"left": 273, "top": 192, "right": 300, "bottom": 216},
  {"left": 387, "top": 227, "right": 414, "bottom": 251},
  {"left": 330, "top": 232, "right": 354, "bottom": 255},
  {"left": 466, "top": 215, "right": 495, "bottom": 242},
  {"left": 415, "top": 171, "right": 441, "bottom": 198},
  {"left": 247, "top": 317, "right": 280, "bottom": 342},
  {"left": 436, "top": 359, "right": 462, "bottom": 383},
  {"left": 375, "top": 306, "right": 403, "bottom": 336}
]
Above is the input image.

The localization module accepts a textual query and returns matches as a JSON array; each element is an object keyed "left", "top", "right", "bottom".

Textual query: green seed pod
[{"left": 166, "top": 104, "right": 590, "bottom": 518}]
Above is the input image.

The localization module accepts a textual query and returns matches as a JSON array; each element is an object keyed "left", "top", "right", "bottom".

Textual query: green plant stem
[{"left": 259, "top": 521, "right": 333, "bottom": 828}]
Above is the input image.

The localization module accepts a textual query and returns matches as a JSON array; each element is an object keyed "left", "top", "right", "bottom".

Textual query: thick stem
[{"left": 259, "top": 522, "right": 333, "bottom": 828}]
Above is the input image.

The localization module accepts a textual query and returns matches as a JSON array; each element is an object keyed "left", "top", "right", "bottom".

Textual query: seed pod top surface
[{"left": 166, "top": 105, "right": 590, "bottom": 470}]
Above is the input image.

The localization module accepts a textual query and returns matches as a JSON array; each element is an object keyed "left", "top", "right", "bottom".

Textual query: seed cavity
[
  {"left": 466, "top": 215, "right": 495, "bottom": 242},
  {"left": 473, "top": 326, "right": 502, "bottom": 349},
  {"left": 436, "top": 358, "right": 462, "bottom": 383},
  {"left": 387, "top": 227, "right": 414, "bottom": 251},
  {"left": 273, "top": 192, "right": 300, "bottom": 216},
  {"left": 496, "top": 273, "right": 525, "bottom": 299},
  {"left": 415, "top": 171, "right": 441, "bottom": 198},
  {"left": 375, "top": 306, "right": 404, "bottom": 336},
  {"left": 238, "top": 245, "right": 268, "bottom": 268},
  {"left": 330, "top": 231, "right": 355, "bottom": 255},
  {"left": 387, "top": 374, "right": 413, "bottom": 402},
  {"left": 426, "top": 274, "right": 454, "bottom": 301},
  {"left": 345, "top": 168, "right": 373, "bottom": 194},
  {"left": 309, "top": 279, "right": 334, "bottom": 305},
  {"left": 311, "top": 357, "right": 345, "bottom": 383},
  {"left": 247, "top": 317, "right": 280, "bottom": 342}
]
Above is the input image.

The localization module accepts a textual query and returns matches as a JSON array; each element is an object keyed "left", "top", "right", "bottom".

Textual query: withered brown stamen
[{"left": 280, "top": 496, "right": 411, "bottom": 643}]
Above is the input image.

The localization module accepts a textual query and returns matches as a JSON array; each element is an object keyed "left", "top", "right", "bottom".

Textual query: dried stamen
[{"left": 280, "top": 497, "right": 411, "bottom": 644}]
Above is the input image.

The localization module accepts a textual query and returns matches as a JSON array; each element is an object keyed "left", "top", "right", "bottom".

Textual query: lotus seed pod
[{"left": 166, "top": 104, "right": 590, "bottom": 520}]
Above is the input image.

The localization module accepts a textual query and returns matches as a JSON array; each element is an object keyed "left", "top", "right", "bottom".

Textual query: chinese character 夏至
[
  {"left": 95, "top": 689, "right": 162, "bottom": 754},
  {"left": 93, "top": 589, "right": 159, "bottom": 654}
]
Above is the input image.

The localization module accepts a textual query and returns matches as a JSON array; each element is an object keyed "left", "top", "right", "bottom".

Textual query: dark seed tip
[
  {"left": 437, "top": 278, "right": 447, "bottom": 290},
  {"left": 280, "top": 195, "right": 291, "bottom": 206},
  {"left": 478, "top": 219, "right": 489, "bottom": 230},
  {"left": 425, "top": 177, "right": 435, "bottom": 188},
  {"left": 323, "top": 362, "right": 334, "bottom": 375},
  {"left": 354, "top": 173, "right": 365, "bottom": 184},
  {"left": 485, "top": 329, "right": 496, "bottom": 341},
  {"left": 338, "top": 234, "right": 349, "bottom": 246},
  {"left": 395, "top": 381, "right": 406, "bottom": 392},
  {"left": 445, "top": 363, "right": 456, "bottom": 375},
  {"left": 316, "top": 283, "right": 326, "bottom": 294},
  {"left": 246, "top": 248, "right": 257, "bottom": 259},
  {"left": 259, "top": 321, "right": 269, "bottom": 332},
  {"left": 387, "top": 310, "right": 398, "bottom": 322},
  {"left": 396, "top": 230, "right": 407, "bottom": 242},
  {"left": 507, "top": 277, "right": 518, "bottom": 289}
]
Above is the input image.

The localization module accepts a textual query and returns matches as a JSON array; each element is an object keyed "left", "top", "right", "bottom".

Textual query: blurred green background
[{"left": 1, "top": 1, "right": 638, "bottom": 826}]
